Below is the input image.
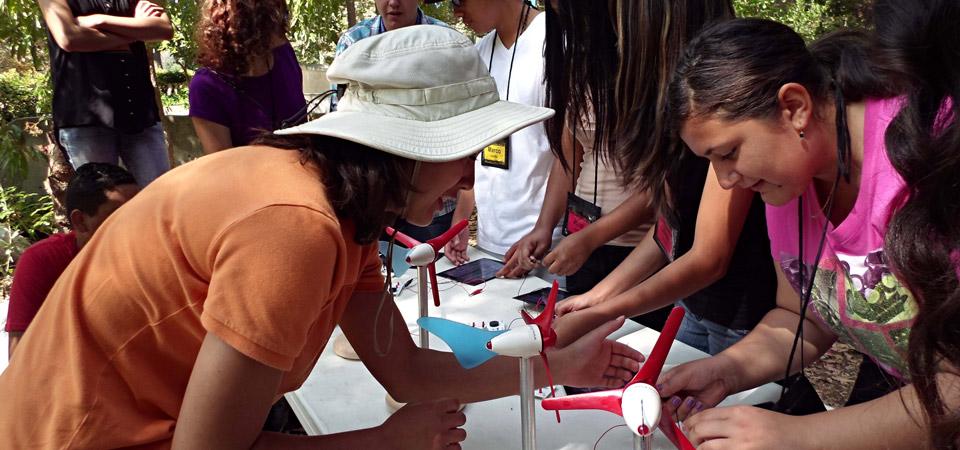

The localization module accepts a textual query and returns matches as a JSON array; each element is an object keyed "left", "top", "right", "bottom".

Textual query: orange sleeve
[
  {"left": 355, "top": 242, "right": 385, "bottom": 293},
  {"left": 201, "top": 205, "right": 345, "bottom": 371}
]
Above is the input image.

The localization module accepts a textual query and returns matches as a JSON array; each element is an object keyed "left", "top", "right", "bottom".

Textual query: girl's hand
[
  {"left": 683, "top": 405, "right": 808, "bottom": 450},
  {"left": 443, "top": 227, "right": 470, "bottom": 266},
  {"left": 551, "top": 316, "right": 645, "bottom": 388},
  {"left": 377, "top": 398, "right": 467, "bottom": 450},
  {"left": 497, "top": 227, "right": 553, "bottom": 278},
  {"left": 658, "top": 356, "right": 737, "bottom": 421},
  {"left": 542, "top": 231, "right": 597, "bottom": 276},
  {"left": 555, "top": 291, "right": 603, "bottom": 317}
]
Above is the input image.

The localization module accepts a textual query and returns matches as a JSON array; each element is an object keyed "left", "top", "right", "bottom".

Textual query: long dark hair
[
  {"left": 197, "top": 0, "right": 290, "bottom": 75},
  {"left": 544, "top": 0, "right": 733, "bottom": 207},
  {"left": 254, "top": 134, "right": 416, "bottom": 244},
  {"left": 875, "top": 0, "right": 960, "bottom": 447}
]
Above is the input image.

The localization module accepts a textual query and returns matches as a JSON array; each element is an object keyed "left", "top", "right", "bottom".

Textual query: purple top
[{"left": 189, "top": 42, "right": 306, "bottom": 146}]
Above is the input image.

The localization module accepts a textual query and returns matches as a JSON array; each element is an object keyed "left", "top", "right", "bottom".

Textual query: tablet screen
[
  {"left": 436, "top": 258, "right": 505, "bottom": 286},
  {"left": 514, "top": 287, "right": 571, "bottom": 306}
]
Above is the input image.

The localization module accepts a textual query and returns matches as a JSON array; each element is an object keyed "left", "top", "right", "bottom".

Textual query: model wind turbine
[
  {"left": 382, "top": 219, "right": 468, "bottom": 349},
  {"left": 542, "top": 307, "right": 693, "bottom": 450},
  {"left": 417, "top": 280, "right": 563, "bottom": 450}
]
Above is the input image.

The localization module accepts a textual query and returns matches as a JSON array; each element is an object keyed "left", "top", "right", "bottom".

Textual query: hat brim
[{"left": 274, "top": 100, "right": 554, "bottom": 162}]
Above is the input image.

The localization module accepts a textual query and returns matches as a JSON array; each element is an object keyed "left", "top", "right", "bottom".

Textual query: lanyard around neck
[{"left": 487, "top": 3, "right": 531, "bottom": 101}]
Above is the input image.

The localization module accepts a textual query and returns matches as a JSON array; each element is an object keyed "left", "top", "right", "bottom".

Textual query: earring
[{"left": 799, "top": 130, "right": 806, "bottom": 139}]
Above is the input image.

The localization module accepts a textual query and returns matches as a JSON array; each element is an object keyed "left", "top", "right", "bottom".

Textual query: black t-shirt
[
  {"left": 662, "top": 153, "right": 776, "bottom": 330},
  {"left": 48, "top": 0, "right": 160, "bottom": 132}
]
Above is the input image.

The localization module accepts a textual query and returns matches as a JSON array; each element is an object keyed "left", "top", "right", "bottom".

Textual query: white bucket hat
[{"left": 275, "top": 25, "right": 554, "bottom": 162}]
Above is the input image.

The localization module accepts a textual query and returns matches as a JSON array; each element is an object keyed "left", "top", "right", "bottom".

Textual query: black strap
[
  {"left": 592, "top": 132, "right": 599, "bottom": 205},
  {"left": 279, "top": 89, "right": 337, "bottom": 130},
  {"left": 780, "top": 90, "right": 850, "bottom": 401},
  {"left": 571, "top": 112, "right": 578, "bottom": 193},
  {"left": 568, "top": 112, "right": 599, "bottom": 205},
  {"left": 487, "top": 3, "right": 531, "bottom": 102},
  {"left": 209, "top": 65, "right": 279, "bottom": 131}
]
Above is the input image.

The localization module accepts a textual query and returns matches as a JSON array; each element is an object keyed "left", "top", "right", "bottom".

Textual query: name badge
[
  {"left": 653, "top": 215, "right": 676, "bottom": 261},
  {"left": 481, "top": 138, "right": 510, "bottom": 169},
  {"left": 562, "top": 193, "right": 601, "bottom": 236}
]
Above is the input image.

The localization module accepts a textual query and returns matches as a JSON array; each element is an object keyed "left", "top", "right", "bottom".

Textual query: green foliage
[
  {"left": 288, "top": 0, "right": 356, "bottom": 66},
  {"left": 0, "top": 185, "right": 55, "bottom": 242},
  {"left": 0, "top": 186, "right": 57, "bottom": 293},
  {"left": 0, "top": 70, "right": 49, "bottom": 183},
  {"left": 156, "top": 68, "right": 190, "bottom": 87},
  {"left": 0, "top": 120, "right": 44, "bottom": 183},
  {"left": 0, "top": 70, "right": 51, "bottom": 123},
  {"left": 156, "top": 68, "right": 191, "bottom": 106},
  {"left": 158, "top": 0, "right": 201, "bottom": 72},
  {"left": 0, "top": 0, "right": 48, "bottom": 70},
  {"left": 733, "top": 0, "right": 871, "bottom": 41},
  {"left": 161, "top": 83, "right": 190, "bottom": 107}
]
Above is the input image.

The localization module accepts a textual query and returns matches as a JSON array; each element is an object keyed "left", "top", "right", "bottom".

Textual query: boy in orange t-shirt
[{"left": 0, "top": 26, "right": 641, "bottom": 449}]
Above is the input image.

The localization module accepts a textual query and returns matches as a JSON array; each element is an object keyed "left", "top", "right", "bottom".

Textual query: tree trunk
[
  {"left": 345, "top": 0, "right": 358, "bottom": 28},
  {"left": 40, "top": 128, "right": 74, "bottom": 228}
]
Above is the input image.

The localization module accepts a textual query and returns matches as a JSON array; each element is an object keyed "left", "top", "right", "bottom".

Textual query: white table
[{"left": 286, "top": 247, "right": 781, "bottom": 449}]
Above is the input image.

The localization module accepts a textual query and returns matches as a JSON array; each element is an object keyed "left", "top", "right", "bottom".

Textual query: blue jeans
[
  {"left": 59, "top": 124, "right": 170, "bottom": 186},
  {"left": 675, "top": 303, "right": 749, "bottom": 355}
]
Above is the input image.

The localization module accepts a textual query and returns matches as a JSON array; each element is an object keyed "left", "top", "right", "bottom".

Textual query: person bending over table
[
  {"left": 0, "top": 26, "right": 640, "bottom": 449},
  {"left": 533, "top": 0, "right": 776, "bottom": 360},
  {"left": 657, "top": 14, "right": 960, "bottom": 449}
]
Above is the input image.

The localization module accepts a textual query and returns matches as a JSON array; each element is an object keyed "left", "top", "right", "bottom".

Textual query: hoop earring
[{"left": 799, "top": 130, "right": 806, "bottom": 139}]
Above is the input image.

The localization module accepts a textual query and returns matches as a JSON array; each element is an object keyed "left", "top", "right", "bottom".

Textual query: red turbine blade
[
  {"left": 524, "top": 280, "right": 558, "bottom": 328},
  {"left": 541, "top": 389, "right": 625, "bottom": 417},
  {"left": 384, "top": 226, "right": 421, "bottom": 248},
  {"left": 429, "top": 264, "right": 441, "bottom": 307},
  {"left": 538, "top": 351, "right": 561, "bottom": 423},
  {"left": 659, "top": 414, "right": 696, "bottom": 450},
  {"left": 628, "top": 307, "right": 685, "bottom": 387},
  {"left": 427, "top": 219, "right": 469, "bottom": 252}
]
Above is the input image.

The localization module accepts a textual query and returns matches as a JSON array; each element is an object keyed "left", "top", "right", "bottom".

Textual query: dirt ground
[{"left": 806, "top": 342, "right": 863, "bottom": 408}]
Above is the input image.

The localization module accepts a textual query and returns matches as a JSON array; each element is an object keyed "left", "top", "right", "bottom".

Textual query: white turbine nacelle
[
  {"left": 406, "top": 243, "right": 437, "bottom": 266},
  {"left": 621, "top": 383, "right": 662, "bottom": 437},
  {"left": 487, "top": 325, "right": 543, "bottom": 358}
]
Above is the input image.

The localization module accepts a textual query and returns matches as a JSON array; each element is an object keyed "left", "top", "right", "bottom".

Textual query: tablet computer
[
  {"left": 514, "top": 286, "right": 571, "bottom": 306},
  {"left": 436, "top": 258, "right": 505, "bottom": 286}
]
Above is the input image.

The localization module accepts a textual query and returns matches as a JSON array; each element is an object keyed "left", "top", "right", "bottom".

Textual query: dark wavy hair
[
  {"left": 874, "top": 0, "right": 960, "bottom": 447},
  {"left": 253, "top": 134, "right": 416, "bottom": 245},
  {"left": 196, "top": 0, "right": 289, "bottom": 75},
  {"left": 543, "top": 0, "right": 733, "bottom": 209}
]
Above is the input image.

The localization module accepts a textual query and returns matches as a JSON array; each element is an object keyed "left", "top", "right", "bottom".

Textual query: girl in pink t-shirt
[{"left": 656, "top": 10, "right": 960, "bottom": 449}]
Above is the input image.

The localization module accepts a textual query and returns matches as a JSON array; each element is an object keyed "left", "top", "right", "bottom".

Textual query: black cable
[
  {"left": 487, "top": 2, "right": 531, "bottom": 102},
  {"left": 779, "top": 89, "right": 849, "bottom": 401},
  {"left": 278, "top": 89, "right": 336, "bottom": 129}
]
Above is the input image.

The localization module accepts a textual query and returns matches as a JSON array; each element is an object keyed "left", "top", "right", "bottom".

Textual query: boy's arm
[
  {"left": 37, "top": 0, "right": 135, "bottom": 52},
  {"left": 77, "top": 0, "right": 173, "bottom": 42}
]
